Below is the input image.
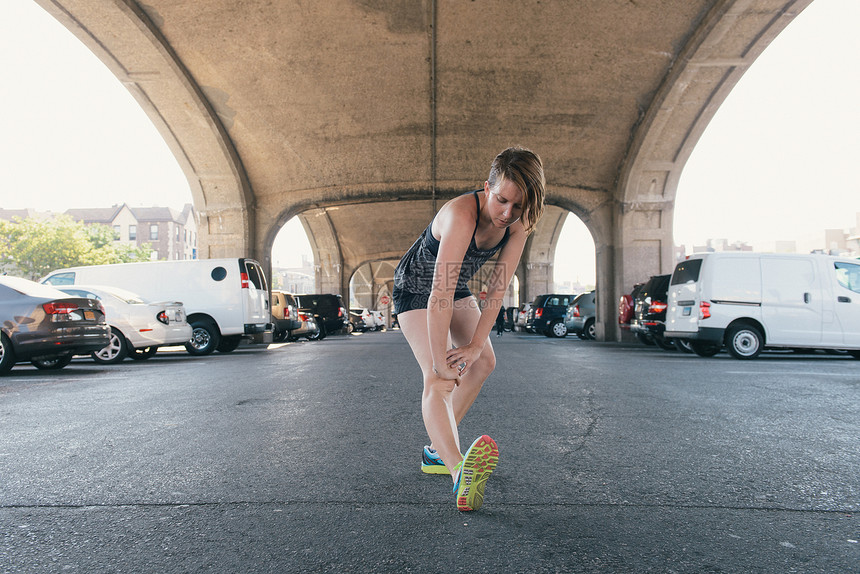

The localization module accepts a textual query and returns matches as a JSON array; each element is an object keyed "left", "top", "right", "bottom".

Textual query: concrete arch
[
  {"left": 35, "top": 0, "right": 254, "bottom": 259},
  {"left": 611, "top": 0, "right": 814, "bottom": 340},
  {"left": 37, "top": 0, "right": 815, "bottom": 343},
  {"left": 349, "top": 260, "right": 398, "bottom": 309}
]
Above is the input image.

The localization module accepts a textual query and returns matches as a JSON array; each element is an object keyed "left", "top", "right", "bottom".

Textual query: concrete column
[{"left": 198, "top": 206, "right": 252, "bottom": 259}]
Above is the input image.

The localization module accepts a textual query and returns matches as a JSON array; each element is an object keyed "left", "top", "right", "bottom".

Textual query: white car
[
  {"left": 57, "top": 284, "right": 192, "bottom": 364},
  {"left": 350, "top": 308, "right": 376, "bottom": 332},
  {"left": 370, "top": 310, "right": 385, "bottom": 330}
]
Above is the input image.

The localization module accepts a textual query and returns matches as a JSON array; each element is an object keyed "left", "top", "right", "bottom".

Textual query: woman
[{"left": 393, "top": 147, "right": 545, "bottom": 511}]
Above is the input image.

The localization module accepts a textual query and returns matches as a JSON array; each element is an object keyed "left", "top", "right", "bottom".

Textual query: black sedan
[{"left": 0, "top": 276, "right": 111, "bottom": 374}]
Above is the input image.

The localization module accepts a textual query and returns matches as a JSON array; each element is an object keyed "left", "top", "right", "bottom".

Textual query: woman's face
[{"left": 486, "top": 179, "right": 524, "bottom": 228}]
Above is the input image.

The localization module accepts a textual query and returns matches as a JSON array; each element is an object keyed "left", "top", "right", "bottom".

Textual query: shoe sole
[
  {"left": 421, "top": 463, "right": 451, "bottom": 475},
  {"left": 455, "top": 435, "right": 499, "bottom": 511}
]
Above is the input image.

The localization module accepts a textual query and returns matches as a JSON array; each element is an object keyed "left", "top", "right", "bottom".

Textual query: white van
[
  {"left": 42, "top": 258, "right": 272, "bottom": 356},
  {"left": 665, "top": 252, "right": 860, "bottom": 359}
]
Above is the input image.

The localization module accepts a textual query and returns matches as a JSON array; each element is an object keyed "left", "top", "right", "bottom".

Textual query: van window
[
  {"left": 835, "top": 262, "right": 860, "bottom": 294},
  {"left": 244, "top": 261, "right": 264, "bottom": 290},
  {"left": 43, "top": 272, "right": 76, "bottom": 286},
  {"left": 211, "top": 267, "right": 227, "bottom": 281},
  {"left": 671, "top": 259, "right": 702, "bottom": 285}
]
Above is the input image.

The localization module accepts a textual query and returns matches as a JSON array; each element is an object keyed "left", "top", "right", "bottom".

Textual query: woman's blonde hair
[{"left": 487, "top": 147, "right": 545, "bottom": 234}]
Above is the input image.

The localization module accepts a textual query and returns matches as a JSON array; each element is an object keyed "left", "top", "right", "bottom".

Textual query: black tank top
[{"left": 394, "top": 190, "right": 510, "bottom": 296}]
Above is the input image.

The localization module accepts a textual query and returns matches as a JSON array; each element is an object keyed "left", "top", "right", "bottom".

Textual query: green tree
[{"left": 0, "top": 215, "right": 152, "bottom": 280}]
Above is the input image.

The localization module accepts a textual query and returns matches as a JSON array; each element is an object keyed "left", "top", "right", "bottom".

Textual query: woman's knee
[
  {"left": 423, "top": 373, "right": 457, "bottom": 397},
  {"left": 472, "top": 349, "right": 496, "bottom": 378}
]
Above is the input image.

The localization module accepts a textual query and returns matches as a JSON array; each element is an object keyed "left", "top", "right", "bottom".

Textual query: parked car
[
  {"left": 370, "top": 310, "right": 385, "bottom": 330},
  {"left": 630, "top": 275, "right": 674, "bottom": 350},
  {"left": 515, "top": 303, "right": 532, "bottom": 332},
  {"left": 618, "top": 283, "right": 643, "bottom": 331},
  {"left": 42, "top": 258, "right": 272, "bottom": 356},
  {"left": 527, "top": 294, "right": 575, "bottom": 337},
  {"left": 271, "top": 290, "right": 302, "bottom": 342},
  {"left": 566, "top": 291, "right": 596, "bottom": 339},
  {"left": 295, "top": 294, "right": 347, "bottom": 339},
  {"left": 288, "top": 307, "right": 319, "bottom": 341},
  {"left": 349, "top": 308, "right": 372, "bottom": 332},
  {"left": 665, "top": 252, "right": 860, "bottom": 360},
  {"left": 56, "top": 284, "right": 192, "bottom": 364},
  {"left": 0, "top": 276, "right": 111, "bottom": 374}
]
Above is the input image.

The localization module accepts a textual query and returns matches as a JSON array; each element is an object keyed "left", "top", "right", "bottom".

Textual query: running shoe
[
  {"left": 453, "top": 435, "right": 499, "bottom": 511},
  {"left": 421, "top": 446, "right": 450, "bottom": 475}
]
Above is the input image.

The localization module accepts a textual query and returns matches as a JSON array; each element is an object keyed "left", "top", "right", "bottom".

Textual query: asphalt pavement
[{"left": 1, "top": 330, "right": 857, "bottom": 573}]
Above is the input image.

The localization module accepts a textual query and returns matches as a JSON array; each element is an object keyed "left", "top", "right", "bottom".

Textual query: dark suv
[
  {"left": 630, "top": 274, "right": 673, "bottom": 349},
  {"left": 527, "top": 293, "right": 575, "bottom": 337},
  {"left": 294, "top": 294, "right": 347, "bottom": 339}
]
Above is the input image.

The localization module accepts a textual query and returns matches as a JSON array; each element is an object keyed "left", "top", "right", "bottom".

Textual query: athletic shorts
[{"left": 392, "top": 288, "right": 473, "bottom": 315}]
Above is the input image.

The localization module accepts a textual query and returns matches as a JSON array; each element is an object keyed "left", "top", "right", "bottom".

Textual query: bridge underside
[{"left": 37, "top": 0, "right": 812, "bottom": 338}]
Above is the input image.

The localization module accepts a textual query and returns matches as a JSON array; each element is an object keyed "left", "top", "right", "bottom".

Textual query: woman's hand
[
  {"left": 446, "top": 344, "right": 482, "bottom": 377},
  {"left": 432, "top": 363, "right": 462, "bottom": 384}
]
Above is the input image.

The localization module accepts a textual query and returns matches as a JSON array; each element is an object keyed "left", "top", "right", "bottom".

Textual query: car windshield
[{"left": 0, "top": 276, "right": 70, "bottom": 299}]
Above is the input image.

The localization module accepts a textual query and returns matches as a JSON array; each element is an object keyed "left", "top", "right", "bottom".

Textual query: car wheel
[
  {"left": 654, "top": 335, "right": 675, "bottom": 351},
  {"left": 185, "top": 319, "right": 221, "bottom": 355},
  {"left": 674, "top": 339, "right": 695, "bottom": 354},
  {"left": 91, "top": 328, "right": 128, "bottom": 364},
  {"left": 347, "top": 322, "right": 355, "bottom": 334},
  {"left": 272, "top": 329, "right": 287, "bottom": 343},
  {"left": 583, "top": 318, "right": 596, "bottom": 340},
  {"left": 217, "top": 335, "right": 242, "bottom": 353},
  {"left": 307, "top": 325, "right": 326, "bottom": 341},
  {"left": 548, "top": 320, "right": 568, "bottom": 338},
  {"left": 129, "top": 346, "right": 159, "bottom": 360},
  {"left": 635, "top": 332, "right": 655, "bottom": 346},
  {"left": 0, "top": 333, "right": 16, "bottom": 375},
  {"left": 690, "top": 341, "right": 721, "bottom": 358},
  {"left": 726, "top": 324, "right": 763, "bottom": 360},
  {"left": 31, "top": 355, "right": 73, "bottom": 370}
]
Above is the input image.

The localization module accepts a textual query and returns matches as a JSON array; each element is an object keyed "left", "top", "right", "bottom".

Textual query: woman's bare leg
[
  {"left": 398, "top": 308, "right": 464, "bottom": 481},
  {"left": 449, "top": 297, "right": 496, "bottom": 425}
]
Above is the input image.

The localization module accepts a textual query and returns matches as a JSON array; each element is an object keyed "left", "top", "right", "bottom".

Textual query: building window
[
  {"left": 150, "top": 224, "right": 159, "bottom": 240},
  {"left": 129, "top": 225, "right": 137, "bottom": 240},
  {"left": 176, "top": 226, "right": 181, "bottom": 241},
  {"left": 112, "top": 225, "right": 121, "bottom": 239}
]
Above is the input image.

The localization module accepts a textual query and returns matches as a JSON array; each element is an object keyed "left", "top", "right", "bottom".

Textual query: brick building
[{"left": 64, "top": 203, "right": 198, "bottom": 261}]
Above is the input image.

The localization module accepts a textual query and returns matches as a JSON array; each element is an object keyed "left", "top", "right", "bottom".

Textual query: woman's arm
[
  {"left": 445, "top": 224, "right": 527, "bottom": 375},
  {"left": 428, "top": 201, "right": 474, "bottom": 380}
]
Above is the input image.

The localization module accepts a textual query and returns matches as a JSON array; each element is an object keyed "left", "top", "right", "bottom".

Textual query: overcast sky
[{"left": 1, "top": 0, "right": 857, "bottom": 280}]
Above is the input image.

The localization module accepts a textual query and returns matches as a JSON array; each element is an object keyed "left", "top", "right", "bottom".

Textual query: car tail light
[
  {"left": 240, "top": 272, "right": 251, "bottom": 289},
  {"left": 649, "top": 301, "right": 668, "bottom": 313},
  {"left": 573, "top": 305, "right": 581, "bottom": 318},
  {"left": 339, "top": 307, "right": 345, "bottom": 318},
  {"left": 157, "top": 310, "right": 170, "bottom": 325},
  {"left": 43, "top": 301, "right": 78, "bottom": 315},
  {"left": 699, "top": 301, "right": 711, "bottom": 320},
  {"left": 535, "top": 308, "right": 543, "bottom": 319}
]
